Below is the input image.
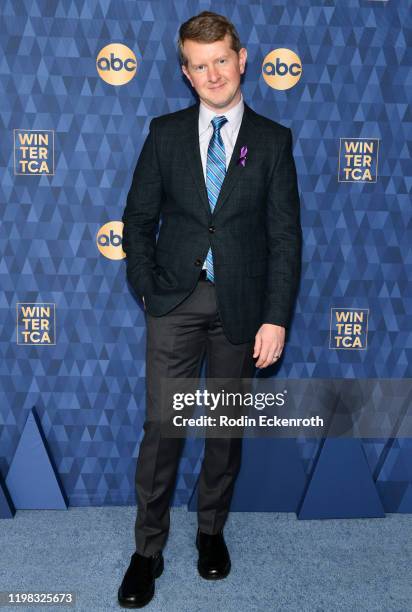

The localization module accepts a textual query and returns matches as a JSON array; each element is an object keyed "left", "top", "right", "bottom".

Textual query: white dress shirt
[{"left": 198, "top": 92, "right": 245, "bottom": 269}]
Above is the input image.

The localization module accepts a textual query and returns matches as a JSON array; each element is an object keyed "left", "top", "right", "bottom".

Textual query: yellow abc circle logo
[
  {"left": 96, "top": 43, "right": 137, "bottom": 86},
  {"left": 96, "top": 221, "right": 126, "bottom": 260},
  {"left": 262, "top": 48, "right": 302, "bottom": 90}
]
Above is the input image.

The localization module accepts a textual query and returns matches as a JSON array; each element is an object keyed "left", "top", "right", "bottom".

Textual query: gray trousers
[{"left": 134, "top": 275, "right": 256, "bottom": 556}]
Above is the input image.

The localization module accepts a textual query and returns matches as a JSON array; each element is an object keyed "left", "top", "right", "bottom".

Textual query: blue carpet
[{"left": 1, "top": 507, "right": 411, "bottom": 611}]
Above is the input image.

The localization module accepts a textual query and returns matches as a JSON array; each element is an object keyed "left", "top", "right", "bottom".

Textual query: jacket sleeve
[
  {"left": 121, "top": 118, "right": 163, "bottom": 298},
  {"left": 262, "top": 127, "right": 302, "bottom": 329}
]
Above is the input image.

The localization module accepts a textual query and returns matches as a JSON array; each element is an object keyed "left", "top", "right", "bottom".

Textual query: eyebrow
[{"left": 191, "top": 55, "right": 229, "bottom": 67}]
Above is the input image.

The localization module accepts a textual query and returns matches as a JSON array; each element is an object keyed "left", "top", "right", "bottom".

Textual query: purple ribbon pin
[{"left": 237, "top": 145, "right": 248, "bottom": 167}]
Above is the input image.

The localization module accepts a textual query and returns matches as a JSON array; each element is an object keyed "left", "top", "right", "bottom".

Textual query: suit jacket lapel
[
  {"left": 181, "top": 103, "right": 210, "bottom": 217},
  {"left": 181, "top": 101, "right": 258, "bottom": 219},
  {"left": 212, "top": 102, "right": 256, "bottom": 218}
]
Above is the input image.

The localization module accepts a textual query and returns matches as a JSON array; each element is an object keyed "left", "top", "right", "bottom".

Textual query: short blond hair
[{"left": 178, "top": 11, "right": 242, "bottom": 66}]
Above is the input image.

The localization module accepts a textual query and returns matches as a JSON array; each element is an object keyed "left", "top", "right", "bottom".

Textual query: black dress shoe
[
  {"left": 118, "top": 550, "right": 163, "bottom": 608},
  {"left": 196, "top": 528, "right": 231, "bottom": 580}
]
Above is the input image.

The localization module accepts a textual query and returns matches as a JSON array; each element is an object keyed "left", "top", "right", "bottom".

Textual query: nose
[{"left": 208, "top": 65, "right": 220, "bottom": 83}]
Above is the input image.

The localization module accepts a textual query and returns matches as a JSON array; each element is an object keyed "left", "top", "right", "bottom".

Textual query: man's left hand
[{"left": 253, "top": 324, "right": 285, "bottom": 368}]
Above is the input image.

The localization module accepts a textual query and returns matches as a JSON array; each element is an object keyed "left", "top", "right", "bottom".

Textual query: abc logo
[
  {"left": 96, "top": 221, "right": 125, "bottom": 260},
  {"left": 262, "top": 49, "right": 302, "bottom": 90},
  {"left": 96, "top": 43, "right": 137, "bottom": 86}
]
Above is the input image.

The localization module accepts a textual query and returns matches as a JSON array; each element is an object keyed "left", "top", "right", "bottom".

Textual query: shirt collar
[{"left": 199, "top": 91, "right": 244, "bottom": 137}]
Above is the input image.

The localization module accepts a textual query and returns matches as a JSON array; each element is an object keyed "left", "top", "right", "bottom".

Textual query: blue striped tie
[{"left": 205, "top": 115, "right": 228, "bottom": 282}]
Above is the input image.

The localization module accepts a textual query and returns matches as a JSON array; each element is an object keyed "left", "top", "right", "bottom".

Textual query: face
[{"left": 181, "top": 33, "right": 247, "bottom": 113}]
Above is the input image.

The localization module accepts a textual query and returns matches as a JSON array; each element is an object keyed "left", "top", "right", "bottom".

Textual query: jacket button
[
  {"left": 194, "top": 258, "right": 203, "bottom": 266},
  {"left": 209, "top": 225, "right": 215, "bottom": 233}
]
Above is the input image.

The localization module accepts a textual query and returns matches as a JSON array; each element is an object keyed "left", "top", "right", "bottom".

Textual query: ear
[
  {"left": 182, "top": 64, "right": 193, "bottom": 87},
  {"left": 239, "top": 48, "right": 247, "bottom": 75}
]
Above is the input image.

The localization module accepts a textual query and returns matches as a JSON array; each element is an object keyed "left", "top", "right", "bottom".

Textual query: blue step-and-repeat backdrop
[{"left": 1, "top": 0, "right": 411, "bottom": 518}]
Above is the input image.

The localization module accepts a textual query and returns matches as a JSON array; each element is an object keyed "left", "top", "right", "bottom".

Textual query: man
[{"left": 118, "top": 10, "right": 302, "bottom": 608}]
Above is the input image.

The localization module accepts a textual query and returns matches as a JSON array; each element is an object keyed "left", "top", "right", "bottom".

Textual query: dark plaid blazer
[{"left": 121, "top": 100, "right": 302, "bottom": 344}]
